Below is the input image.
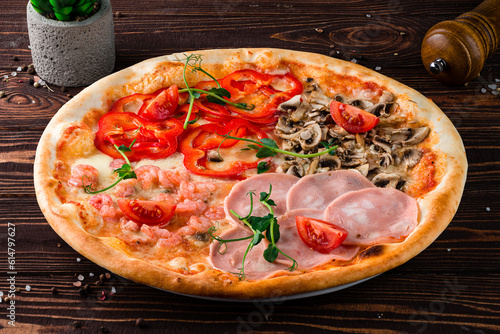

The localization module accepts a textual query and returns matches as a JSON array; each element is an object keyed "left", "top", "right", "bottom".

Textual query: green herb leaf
[
  {"left": 263, "top": 244, "right": 279, "bottom": 263},
  {"left": 260, "top": 138, "right": 279, "bottom": 149},
  {"left": 206, "top": 88, "right": 231, "bottom": 105},
  {"left": 266, "top": 219, "right": 280, "bottom": 243},
  {"left": 249, "top": 214, "right": 273, "bottom": 232},
  {"left": 257, "top": 161, "right": 270, "bottom": 174},
  {"left": 251, "top": 232, "right": 264, "bottom": 246},
  {"left": 256, "top": 147, "right": 278, "bottom": 158}
]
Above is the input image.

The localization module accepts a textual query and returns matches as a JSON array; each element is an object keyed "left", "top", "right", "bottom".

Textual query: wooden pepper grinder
[{"left": 421, "top": 0, "right": 500, "bottom": 85}]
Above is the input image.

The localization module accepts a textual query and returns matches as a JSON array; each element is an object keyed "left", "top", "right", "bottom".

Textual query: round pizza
[{"left": 34, "top": 48, "right": 467, "bottom": 299}]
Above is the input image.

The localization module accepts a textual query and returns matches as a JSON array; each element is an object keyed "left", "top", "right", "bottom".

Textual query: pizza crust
[{"left": 34, "top": 48, "right": 467, "bottom": 299}]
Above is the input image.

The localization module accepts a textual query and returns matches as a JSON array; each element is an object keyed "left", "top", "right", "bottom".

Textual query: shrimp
[
  {"left": 157, "top": 169, "right": 190, "bottom": 189},
  {"left": 110, "top": 159, "right": 126, "bottom": 170},
  {"left": 177, "top": 216, "right": 213, "bottom": 236},
  {"left": 176, "top": 199, "right": 207, "bottom": 217},
  {"left": 204, "top": 206, "right": 225, "bottom": 220},
  {"left": 178, "top": 181, "right": 216, "bottom": 202},
  {"left": 88, "top": 194, "right": 121, "bottom": 220},
  {"left": 114, "top": 179, "right": 137, "bottom": 198},
  {"left": 68, "top": 164, "right": 99, "bottom": 188},
  {"left": 135, "top": 165, "right": 161, "bottom": 189}
]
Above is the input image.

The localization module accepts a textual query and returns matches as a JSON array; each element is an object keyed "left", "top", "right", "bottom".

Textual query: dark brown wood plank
[{"left": 1, "top": 0, "right": 499, "bottom": 333}]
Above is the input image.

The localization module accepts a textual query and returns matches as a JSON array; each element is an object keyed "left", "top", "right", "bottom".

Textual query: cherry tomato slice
[
  {"left": 138, "top": 85, "right": 179, "bottom": 121},
  {"left": 295, "top": 216, "right": 348, "bottom": 253},
  {"left": 330, "top": 101, "right": 379, "bottom": 133},
  {"left": 118, "top": 199, "right": 176, "bottom": 226}
]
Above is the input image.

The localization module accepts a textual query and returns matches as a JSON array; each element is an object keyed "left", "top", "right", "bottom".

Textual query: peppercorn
[
  {"left": 135, "top": 318, "right": 147, "bottom": 327},
  {"left": 73, "top": 321, "right": 82, "bottom": 328},
  {"left": 0, "top": 91, "right": 6, "bottom": 98},
  {"left": 51, "top": 287, "right": 58, "bottom": 294}
]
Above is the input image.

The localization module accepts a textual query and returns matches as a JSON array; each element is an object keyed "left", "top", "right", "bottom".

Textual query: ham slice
[
  {"left": 286, "top": 170, "right": 375, "bottom": 211},
  {"left": 324, "top": 188, "right": 419, "bottom": 246},
  {"left": 224, "top": 173, "right": 299, "bottom": 225},
  {"left": 209, "top": 209, "right": 360, "bottom": 280}
]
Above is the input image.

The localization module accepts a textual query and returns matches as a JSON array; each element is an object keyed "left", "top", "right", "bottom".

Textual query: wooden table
[{"left": 1, "top": 0, "right": 499, "bottom": 333}]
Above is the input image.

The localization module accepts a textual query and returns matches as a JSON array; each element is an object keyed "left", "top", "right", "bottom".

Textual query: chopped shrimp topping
[
  {"left": 68, "top": 164, "right": 99, "bottom": 188},
  {"left": 114, "top": 179, "right": 137, "bottom": 198},
  {"left": 89, "top": 194, "right": 121, "bottom": 220}
]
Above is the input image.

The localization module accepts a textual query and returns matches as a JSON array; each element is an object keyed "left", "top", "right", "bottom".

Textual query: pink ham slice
[
  {"left": 209, "top": 209, "right": 360, "bottom": 280},
  {"left": 209, "top": 227, "right": 290, "bottom": 280},
  {"left": 224, "top": 173, "right": 299, "bottom": 225},
  {"left": 324, "top": 188, "right": 418, "bottom": 246},
  {"left": 286, "top": 170, "right": 375, "bottom": 211}
]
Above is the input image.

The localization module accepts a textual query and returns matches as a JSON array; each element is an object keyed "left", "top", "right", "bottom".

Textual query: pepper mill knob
[{"left": 421, "top": 0, "right": 500, "bottom": 85}]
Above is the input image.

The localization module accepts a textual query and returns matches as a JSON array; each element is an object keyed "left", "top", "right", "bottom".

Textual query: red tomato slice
[
  {"left": 118, "top": 199, "right": 176, "bottom": 226},
  {"left": 295, "top": 216, "right": 348, "bottom": 253},
  {"left": 330, "top": 101, "right": 379, "bottom": 133},
  {"left": 94, "top": 112, "right": 183, "bottom": 161},
  {"left": 138, "top": 85, "right": 179, "bottom": 121}
]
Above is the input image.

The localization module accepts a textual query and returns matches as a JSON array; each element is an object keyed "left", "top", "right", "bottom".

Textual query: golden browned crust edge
[{"left": 34, "top": 48, "right": 467, "bottom": 300}]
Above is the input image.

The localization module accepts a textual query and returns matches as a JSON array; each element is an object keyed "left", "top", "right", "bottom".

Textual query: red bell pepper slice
[
  {"left": 94, "top": 112, "right": 183, "bottom": 161},
  {"left": 221, "top": 70, "right": 303, "bottom": 118},
  {"left": 179, "top": 119, "right": 268, "bottom": 178}
]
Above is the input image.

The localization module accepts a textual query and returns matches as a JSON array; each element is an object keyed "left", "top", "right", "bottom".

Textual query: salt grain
[
  {"left": 486, "top": 207, "right": 491, "bottom": 212},
  {"left": 375, "top": 66, "right": 382, "bottom": 71},
  {"left": 3, "top": 75, "right": 8, "bottom": 79},
  {"left": 0, "top": 291, "right": 4, "bottom": 297},
  {"left": 25, "top": 285, "right": 31, "bottom": 292},
  {"left": 447, "top": 249, "right": 451, "bottom": 252},
  {"left": 16, "top": 67, "right": 22, "bottom": 72},
  {"left": 111, "top": 287, "right": 116, "bottom": 294},
  {"left": 89, "top": 273, "right": 94, "bottom": 277},
  {"left": 492, "top": 91, "right": 499, "bottom": 95},
  {"left": 488, "top": 84, "right": 497, "bottom": 90},
  {"left": 366, "top": 14, "right": 371, "bottom": 17},
  {"left": 76, "top": 257, "right": 81, "bottom": 262},
  {"left": 481, "top": 88, "right": 487, "bottom": 93},
  {"left": 78, "top": 274, "right": 84, "bottom": 281},
  {"left": 11, "top": 72, "right": 17, "bottom": 77},
  {"left": 495, "top": 78, "right": 500, "bottom": 82}
]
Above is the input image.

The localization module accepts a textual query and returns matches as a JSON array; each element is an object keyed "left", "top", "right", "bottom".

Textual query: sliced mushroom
[
  {"left": 402, "top": 127, "right": 430, "bottom": 146},
  {"left": 291, "top": 100, "right": 311, "bottom": 122},
  {"left": 286, "top": 163, "right": 305, "bottom": 177},
  {"left": 373, "top": 136, "right": 392, "bottom": 153},
  {"left": 379, "top": 153, "right": 393, "bottom": 168},
  {"left": 275, "top": 116, "right": 294, "bottom": 134},
  {"left": 278, "top": 94, "right": 301, "bottom": 111},
  {"left": 319, "top": 154, "right": 341, "bottom": 170},
  {"left": 401, "top": 148, "right": 422, "bottom": 169},
  {"left": 306, "top": 158, "right": 320, "bottom": 175},
  {"left": 355, "top": 163, "right": 370, "bottom": 177},
  {"left": 372, "top": 173, "right": 400, "bottom": 188},
  {"left": 298, "top": 123, "right": 322, "bottom": 151}
]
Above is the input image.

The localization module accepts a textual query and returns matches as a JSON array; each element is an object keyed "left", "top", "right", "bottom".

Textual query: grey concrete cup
[{"left": 27, "top": 0, "right": 115, "bottom": 87}]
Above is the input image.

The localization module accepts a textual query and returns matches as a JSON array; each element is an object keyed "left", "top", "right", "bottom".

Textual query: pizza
[{"left": 34, "top": 48, "right": 467, "bottom": 299}]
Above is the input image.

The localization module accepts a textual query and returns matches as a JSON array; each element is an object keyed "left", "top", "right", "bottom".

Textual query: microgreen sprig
[
  {"left": 208, "top": 185, "right": 297, "bottom": 280},
  {"left": 83, "top": 140, "right": 137, "bottom": 194},
  {"left": 224, "top": 135, "right": 338, "bottom": 159},
  {"left": 176, "top": 54, "right": 254, "bottom": 129}
]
